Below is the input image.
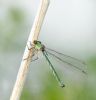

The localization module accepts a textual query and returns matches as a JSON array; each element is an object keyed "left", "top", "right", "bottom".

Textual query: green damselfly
[{"left": 25, "top": 40, "right": 87, "bottom": 88}]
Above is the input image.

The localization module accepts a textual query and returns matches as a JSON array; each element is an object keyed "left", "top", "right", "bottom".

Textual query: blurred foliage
[
  {"left": 88, "top": 56, "right": 96, "bottom": 71},
  {"left": 0, "top": 7, "right": 26, "bottom": 52},
  {"left": 21, "top": 88, "right": 34, "bottom": 100},
  {"left": 9, "top": 8, "right": 24, "bottom": 24}
]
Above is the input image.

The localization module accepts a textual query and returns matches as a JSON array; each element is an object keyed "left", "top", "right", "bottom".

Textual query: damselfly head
[
  {"left": 33, "top": 40, "right": 37, "bottom": 44},
  {"left": 34, "top": 40, "right": 41, "bottom": 44}
]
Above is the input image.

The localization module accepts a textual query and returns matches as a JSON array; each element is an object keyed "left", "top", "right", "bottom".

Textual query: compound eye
[{"left": 33, "top": 40, "right": 37, "bottom": 44}]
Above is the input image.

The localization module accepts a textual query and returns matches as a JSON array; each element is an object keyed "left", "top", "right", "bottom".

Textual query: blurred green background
[{"left": 0, "top": 0, "right": 96, "bottom": 100}]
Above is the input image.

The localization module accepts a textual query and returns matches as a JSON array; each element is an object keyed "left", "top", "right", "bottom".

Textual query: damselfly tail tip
[{"left": 60, "top": 83, "right": 65, "bottom": 88}]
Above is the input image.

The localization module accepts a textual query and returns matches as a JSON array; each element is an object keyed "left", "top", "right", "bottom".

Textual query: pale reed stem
[{"left": 10, "top": 0, "right": 50, "bottom": 100}]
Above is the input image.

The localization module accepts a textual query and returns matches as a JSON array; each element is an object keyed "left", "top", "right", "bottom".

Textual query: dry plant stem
[{"left": 10, "top": 0, "right": 50, "bottom": 100}]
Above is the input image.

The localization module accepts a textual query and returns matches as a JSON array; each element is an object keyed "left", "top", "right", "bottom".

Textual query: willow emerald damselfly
[{"left": 25, "top": 40, "right": 87, "bottom": 88}]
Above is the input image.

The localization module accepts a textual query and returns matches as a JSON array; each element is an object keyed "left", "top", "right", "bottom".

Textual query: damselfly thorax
[{"left": 33, "top": 40, "right": 45, "bottom": 52}]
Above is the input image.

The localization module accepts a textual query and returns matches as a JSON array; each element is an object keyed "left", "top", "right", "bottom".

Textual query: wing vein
[{"left": 46, "top": 50, "right": 87, "bottom": 74}]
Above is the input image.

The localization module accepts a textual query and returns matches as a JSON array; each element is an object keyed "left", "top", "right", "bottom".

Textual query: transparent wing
[
  {"left": 43, "top": 51, "right": 65, "bottom": 88},
  {"left": 45, "top": 47, "right": 87, "bottom": 74}
]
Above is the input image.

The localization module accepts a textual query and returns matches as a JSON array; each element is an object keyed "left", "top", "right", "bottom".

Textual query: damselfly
[{"left": 25, "top": 40, "right": 87, "bottom": 88}]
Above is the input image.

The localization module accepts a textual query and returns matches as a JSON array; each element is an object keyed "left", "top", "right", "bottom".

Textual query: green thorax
[{"left": 34, "top": 41, "right": 43, "bottom": 50}]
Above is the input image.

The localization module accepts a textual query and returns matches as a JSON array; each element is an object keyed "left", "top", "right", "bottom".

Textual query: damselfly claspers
[{"left": 25, "top": 40, "right": 87, "bottom": 88}]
